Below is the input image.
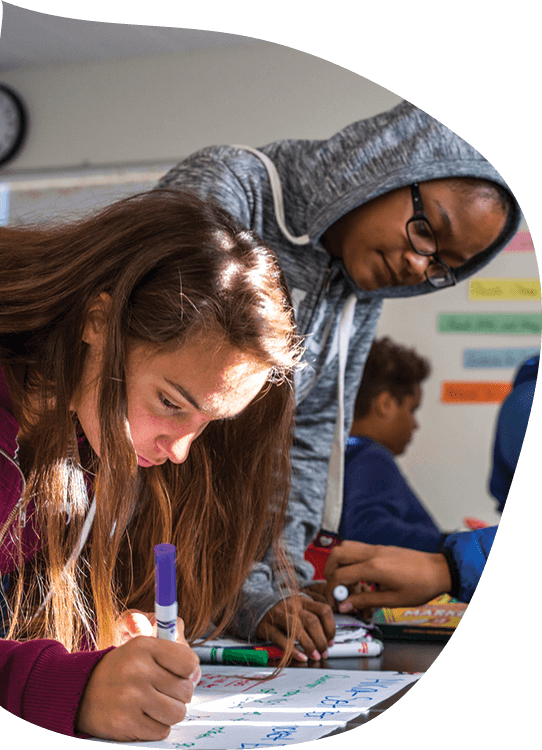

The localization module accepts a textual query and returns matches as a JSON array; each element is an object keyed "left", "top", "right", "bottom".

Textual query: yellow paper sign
[{"left": 469, "top": 278, "right": 541, "bottom": 301}]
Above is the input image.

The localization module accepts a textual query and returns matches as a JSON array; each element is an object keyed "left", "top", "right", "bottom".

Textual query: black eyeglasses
[{"left": 406, "top": 183, "right": 456, "bottom": 289}]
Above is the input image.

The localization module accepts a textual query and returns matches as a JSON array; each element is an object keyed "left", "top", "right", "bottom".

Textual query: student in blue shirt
[{"left": 340, "top": 336, "right": 446, "bottom": 552}]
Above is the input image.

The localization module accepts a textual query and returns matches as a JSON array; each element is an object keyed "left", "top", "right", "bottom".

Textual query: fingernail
[
  {"left": 129, "top": 612, "right": 153, "bottom": 636},
  {"left": 328, "top": 640, "right": 335, "bottom": 647},
  {"left": 295, "top": 651, "right": 308, "bottom": 662},
  {"left": 310, "top": 650, "right": 321, "bottom": 661},
  {"left": 321, "top": 650, "right": 328, "bottom": 659},
  {"left": 339, "top": 602, "right": 353, "bottom": 613},
  {"left": 190, "top": 667, "right": 201, "bottom": 686}
]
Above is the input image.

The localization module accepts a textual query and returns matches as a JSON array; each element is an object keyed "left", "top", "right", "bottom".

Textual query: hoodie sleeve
[
  {"left": 442, "top": 526, "right": 498, "bottom": 603},
  {"left": 0, "top": 638, "right": 114, "bottom": 737}
]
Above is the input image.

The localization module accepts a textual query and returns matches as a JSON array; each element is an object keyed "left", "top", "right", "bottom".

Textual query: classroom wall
[
  {"left": 1, "top": 38, "right": 537, "bottom": 530},
  {"left": 0, "top": 43, "right": 401, "bottom": 170}
]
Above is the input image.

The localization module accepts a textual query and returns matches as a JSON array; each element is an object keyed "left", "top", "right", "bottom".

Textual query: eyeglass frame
[{"left": 406, "top": 182, "right": 456, "bottom": 288}]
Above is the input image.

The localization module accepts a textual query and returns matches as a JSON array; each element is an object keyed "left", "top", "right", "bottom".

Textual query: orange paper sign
[{"left": 441, "top": 381, "right": 512, "bottom": 403}]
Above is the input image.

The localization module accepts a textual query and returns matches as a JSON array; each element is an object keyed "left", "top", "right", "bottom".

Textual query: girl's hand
[{"left": 76, "top": 622, "right": 201, "bottom": 742}]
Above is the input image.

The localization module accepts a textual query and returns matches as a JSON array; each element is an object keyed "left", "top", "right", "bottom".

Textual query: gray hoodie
[{"left": 158, "top": 100, "right": 521, "bottom": 638}]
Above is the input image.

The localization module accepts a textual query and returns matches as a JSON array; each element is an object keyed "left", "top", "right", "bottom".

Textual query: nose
[
  {"left": 156, "top": 432, "right": 197, "bottom": 464},
  {"left": 403, "top": 249, "right": 431, "bottom": 281}
]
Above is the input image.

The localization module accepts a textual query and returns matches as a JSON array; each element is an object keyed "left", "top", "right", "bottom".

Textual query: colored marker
[
  {"left": 193, "top": 646, "right": 268, "bottom": 666},
  {"left": 154, "top": 543, "right": 178, "bottom": 641},
  {"left": 333, "top": 584, "right": 349, "bottom": 602}
]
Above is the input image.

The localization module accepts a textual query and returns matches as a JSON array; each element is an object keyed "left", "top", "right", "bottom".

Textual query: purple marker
[{"left": 154, "top": 543, "right": 178, "bottom": 641}]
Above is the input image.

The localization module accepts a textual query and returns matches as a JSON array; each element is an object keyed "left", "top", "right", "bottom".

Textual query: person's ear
[
  {"left": 373, "top": 390, "right": 398, "bottom": 419},
  {"left": 82, "top": 292, "right": 112, "bottom": 347}
]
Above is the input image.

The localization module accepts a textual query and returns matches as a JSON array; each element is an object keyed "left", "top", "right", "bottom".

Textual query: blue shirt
[{"left": 339, "top": 436, "right": 444, "bottom": 552}]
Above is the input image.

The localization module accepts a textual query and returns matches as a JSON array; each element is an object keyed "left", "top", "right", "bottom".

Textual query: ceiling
[{"left": 0, "top": 3, "right": 262, "bottom": 72}]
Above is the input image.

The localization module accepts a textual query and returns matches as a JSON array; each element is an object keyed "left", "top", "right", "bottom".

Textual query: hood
[{"left": 262, "top": 100, "right": 522, "bottom": 300}]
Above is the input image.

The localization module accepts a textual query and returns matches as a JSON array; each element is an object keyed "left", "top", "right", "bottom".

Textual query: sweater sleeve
[{"left": 0, "top": 638, "right": 114, "bottom": 737}]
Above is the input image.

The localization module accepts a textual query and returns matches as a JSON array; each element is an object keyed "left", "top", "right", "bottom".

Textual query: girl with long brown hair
[{"left": 0, "top": 190, "right": 302, "bottom": 742}]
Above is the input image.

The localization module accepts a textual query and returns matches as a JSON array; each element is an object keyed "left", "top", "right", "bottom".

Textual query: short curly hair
[{"left": 354, "top": 336, "right": 431, "bottom": 420}]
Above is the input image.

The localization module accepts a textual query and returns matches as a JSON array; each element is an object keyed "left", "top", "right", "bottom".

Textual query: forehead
[
  {"left": 421, "top": 180, "right": 507, "bottom": 267},
  {"left": 129, "top": 337, "right": 270, "bottom": 419}
]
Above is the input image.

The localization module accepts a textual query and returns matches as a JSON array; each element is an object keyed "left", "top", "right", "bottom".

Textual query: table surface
[{"left": 281, "top": 636, "right": 446, "bottom": 736}]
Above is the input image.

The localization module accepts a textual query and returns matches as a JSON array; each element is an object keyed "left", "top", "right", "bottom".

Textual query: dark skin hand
[
  {"left": 323, "top": 540, "right": 453, "bottom": 613},
  {"left": 256, "top": 593, "right": 336, "bottom": 662}
]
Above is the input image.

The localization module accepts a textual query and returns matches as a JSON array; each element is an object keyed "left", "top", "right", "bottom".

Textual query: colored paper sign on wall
[
  {"left": 439, "top": 313, "right": 542, "bottom": 335},
  {"left": 441, "top": 381, "right": 512, "bottom": 403},
  {"left": 463, "top": 347, "right": 540, "bottom": 369},
  {"left": 503, "top": 230, "right": 534, "bottom": 252},
  {"left": 469, "top": 278, "right": 541, "bottom": 301}
]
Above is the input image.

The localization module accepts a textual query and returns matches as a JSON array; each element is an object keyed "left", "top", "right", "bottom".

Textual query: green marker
[{"left": 193, "top": 646, "right": 268, "bottom": 666}]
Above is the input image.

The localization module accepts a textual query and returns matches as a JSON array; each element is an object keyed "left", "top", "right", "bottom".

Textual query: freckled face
[
  {"left": 322, "top": 180, "right": 507, "bottom": 292},
  {"left": 126, "top": 340, "right": 270, "bottom": 466},
  {"left": 74, "top": 336, "right": 270, "bottom": 467}
]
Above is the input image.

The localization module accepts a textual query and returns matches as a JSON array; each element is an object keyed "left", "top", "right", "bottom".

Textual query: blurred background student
[{"left": 340, "top": 337, "right": 446, "bottom": 552}]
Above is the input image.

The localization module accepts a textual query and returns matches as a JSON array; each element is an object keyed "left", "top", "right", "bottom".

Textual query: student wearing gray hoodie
[{"left": 158, "top": 100, "right": 521, "bottom": 662}]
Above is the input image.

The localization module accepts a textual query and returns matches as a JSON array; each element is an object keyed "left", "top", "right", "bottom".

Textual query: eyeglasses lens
[{"left": 407, "top": 218, "right": 437, "bottom": 256}]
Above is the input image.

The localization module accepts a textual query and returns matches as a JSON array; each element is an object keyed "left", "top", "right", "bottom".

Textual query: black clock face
[{"left": 0, "top": 84, "right": 27, "bottom": 167}]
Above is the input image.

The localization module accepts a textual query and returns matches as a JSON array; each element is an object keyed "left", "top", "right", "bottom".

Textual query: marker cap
[
  {"left": 333, "top": 584, "right": 349, "bottom": 602},
  {"left": 154, "top": 543, "right": 177, "bottom": 607}
]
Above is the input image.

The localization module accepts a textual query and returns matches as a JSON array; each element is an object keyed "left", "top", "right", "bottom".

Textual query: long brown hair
[{"left": 0, "top": 189, "right": 302, "bottom": 654}]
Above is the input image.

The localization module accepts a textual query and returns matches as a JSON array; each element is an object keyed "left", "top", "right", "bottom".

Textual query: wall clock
[{"left": 0, "top": 84, "right": 27, "bottom": 168}]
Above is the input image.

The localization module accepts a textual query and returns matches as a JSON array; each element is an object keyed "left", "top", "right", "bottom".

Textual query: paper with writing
[{"left": 91, "top": 667, "right": 420, "bottom": 748}]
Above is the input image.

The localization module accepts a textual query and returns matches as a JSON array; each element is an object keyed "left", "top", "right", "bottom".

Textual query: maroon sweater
[{"left": 0, "top": 369, "right": 113, "bottom": 737}]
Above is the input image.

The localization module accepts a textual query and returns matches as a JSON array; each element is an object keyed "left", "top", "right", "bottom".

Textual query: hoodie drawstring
[
  {"left": 321, "top": 292, "right": 357, "bottom": 536},
  {"left": 231, "top": 145, "right": 310, "bottom": 246}
]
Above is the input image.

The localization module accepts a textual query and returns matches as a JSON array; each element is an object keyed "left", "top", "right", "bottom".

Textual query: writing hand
[
  {"left": 323, "top": 540, "right": 452, "bottom": 612},
  {"left": 76, "top": 620, "right": 200, "bottom": 742},
  {"left": 256, "top": 595, "right": 335, "bottom": 662}
]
